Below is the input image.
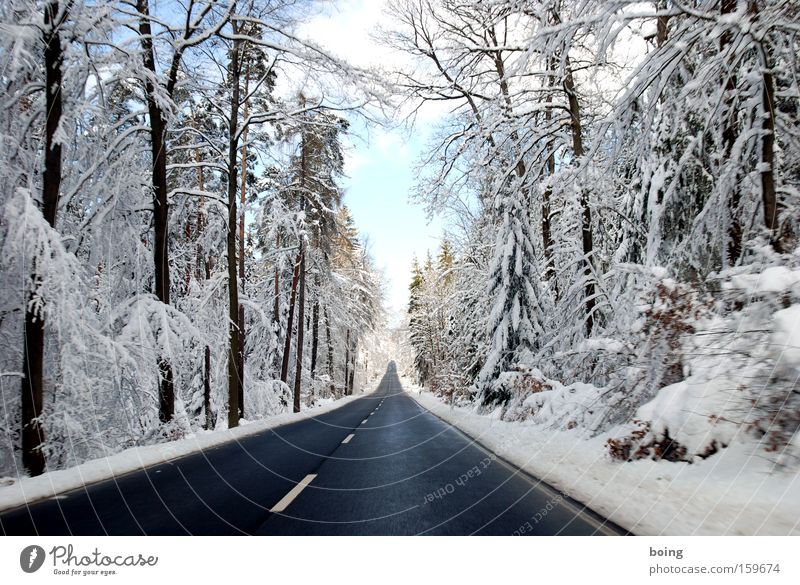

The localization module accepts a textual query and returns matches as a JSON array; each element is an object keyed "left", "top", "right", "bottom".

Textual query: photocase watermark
[
  {"left": 20, "top": 545, "right": 46, "bottom": 573},
  {"left": 422, "top": 455, "right": 496, "bottom": 505},
  {"left": 19, "top": 543, "right": 158, "bottom": 577}
]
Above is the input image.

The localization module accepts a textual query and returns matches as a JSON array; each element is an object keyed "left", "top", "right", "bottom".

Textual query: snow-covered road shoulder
[
  {"left": 0, "top": 392, "right": 371, "bottom": 513},
  {"left": 403, "top": 377, "right": 800, "bottom": 536}
]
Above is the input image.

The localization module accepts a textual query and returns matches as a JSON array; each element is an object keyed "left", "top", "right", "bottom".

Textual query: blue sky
[
  {"left": 342, "top": 129, "right": 444, "bottom": 322},
  {"left": 301, "top": 0, "right": 447, "bottom": 323}
]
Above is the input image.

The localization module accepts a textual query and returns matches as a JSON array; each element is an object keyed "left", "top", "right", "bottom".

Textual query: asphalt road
[{"left": 0, "top": 366, "right": 626, "bottom": 535}]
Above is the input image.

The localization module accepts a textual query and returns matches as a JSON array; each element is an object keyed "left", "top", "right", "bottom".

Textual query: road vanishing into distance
[{"left": 1, "top": 366, "right": 627, "bottom": 536}]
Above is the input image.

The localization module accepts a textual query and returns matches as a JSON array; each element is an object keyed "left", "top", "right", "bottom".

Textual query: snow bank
[
  {"left": 616, "top": 288, "right": 800, "bottom": 463},
  {"left": 729, "top": 266, "right": 800, "bottom": 295},
  {"left": 405, "top": 377, "right": 800, "bottom": 535},
  {"left": 0, "top": 391, "right": 371, "bottom": 512},
  {"left": 485, "top": 366, "right": 610, "bottom": 434},
  {"left": 523, "top": 380, "right": 608, "bottom": 434},
  {"left": 636, "top": 378, "right": 740, "bottom": 458},
  {"left": 773, "top": 305, "right": 800, "bottom": 368}
]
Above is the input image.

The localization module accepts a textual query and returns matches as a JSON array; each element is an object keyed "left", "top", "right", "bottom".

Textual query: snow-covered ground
[
  {"left": 0, "top": 392, "right": 371, "bottom": 513},
  {"left": 403, "top": 377, "right": 800, "bottom": 536}
]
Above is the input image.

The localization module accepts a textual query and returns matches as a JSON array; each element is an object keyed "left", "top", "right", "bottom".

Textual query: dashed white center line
[
  {"left": 270, "top": 474, "right": 317, "bottom": 513},
  {"left": 341, "top": 434, "right": 355, "bottom": 444},
  {"left": 362, "top": 419, "right": 368, "bottom": 424}
]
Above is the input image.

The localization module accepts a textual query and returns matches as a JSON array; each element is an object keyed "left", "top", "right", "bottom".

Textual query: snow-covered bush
[{"left": 607, "top": 261, "right": 800, "bottom": 464}]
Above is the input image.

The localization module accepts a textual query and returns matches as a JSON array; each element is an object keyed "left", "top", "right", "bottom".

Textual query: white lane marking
[
  {"left": 270, "top": 474, "right": 317, "bottom": 513},
  {"left": 341, "top": 434, "right": 355, "bottom": 444},
  {"left": 362, "top": 419, "right": 368, "bottom": 424}
]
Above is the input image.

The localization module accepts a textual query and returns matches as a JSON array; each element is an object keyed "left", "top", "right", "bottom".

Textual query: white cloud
[
  {"left": 343, "top": 147, "right": 370, "bottom": 176},
  {"left": 374, "top": 130, "right": 410, "bottom": 160},
  {"left": 299, "top": 0, "right": 406, "bottom": 69}
]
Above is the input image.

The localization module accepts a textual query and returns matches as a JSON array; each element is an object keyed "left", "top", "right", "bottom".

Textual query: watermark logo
[{"left": 20, "top": 545, "right": 46, "bottom": 573}]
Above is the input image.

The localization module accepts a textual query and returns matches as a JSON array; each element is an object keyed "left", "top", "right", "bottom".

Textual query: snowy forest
[
  {"left": 0, "top": 0, "right": 386, "bottom": 477},
  {"left": 2, "top": 0, "right": 800, "bottom": 490},
  {"left": 399, "top": 0, "right": 800, "bottom": 468}
]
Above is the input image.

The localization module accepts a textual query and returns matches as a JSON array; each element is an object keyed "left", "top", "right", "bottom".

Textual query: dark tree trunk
[
  {"left": 542, "top": 55, "right": 557, "bottom": 295},
  {"left": 236, "top": 305, "right": 244, "bottom": 419},
  {"left": 310, "top": 299, "right": 319, "bottom": 380},
  {"left": 542, "top": 179, "right": 555, "bottom": 286},
  {"left": 280, "top": 253, "right": 301, "bottom": 383},
  {"left": 236, "top": 59, "right": 250, "bottom": 420},
  {"left": 656, "top": 0, "right": 669, "bottom": 49},
  {"left": 204, "top": 345, "right": 212, "bottom": 430},
  {"left": 721, "top": 0, "right": 742, "bottom": 266},
  {"left": 273, "top": 236, "right": 280, "bottom": 324},
  {"left": 760, "top": 67, "right": 781, "bottom": 244},
  {"left": 226, "top": 34, "right": 243, "bottom": 428},
  {"left": 203, "top": 255, "right": 213, "bottom": 433},
  {"left": 292, "top": 246, "right": 306, "bottom": 413},
  {"left": 564, "top": 59, "right": 595, "bottom": 337},
  {"left": 547, "top": 8, "right": 596, "bottom": 337},
  {"left": 21, "top": 0, "right": 68, "bottom": 476},
  {"left": 138, "top": 0, "right": 174, "bottom": 423},
  {"left": 746, "top": 3, "right": 788, "bottom": 251},
  {"left": 325, "top": 307, "right": 334, "bottom": 397},
  {"left": 203, "top": 256, "right": 212, "bottom": 430},
  {"left": 344, "top": 329, "right": 350, "bottom": 396},
  {"left": 746, "top": 0, "right": 783, "bottom": 250},
  {"left": 273, "top": 266, "right": 280, "bottom": 323},
  {"left": 348, "top": 339, "right": 356, "bottom": 395},
  {"left": 289, "top": 122, "right": 308, "bottom": 410}
]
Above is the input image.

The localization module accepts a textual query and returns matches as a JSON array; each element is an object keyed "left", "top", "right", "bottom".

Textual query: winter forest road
[{"left": 0, "top": 366, "right": 626, "bottom": 535}]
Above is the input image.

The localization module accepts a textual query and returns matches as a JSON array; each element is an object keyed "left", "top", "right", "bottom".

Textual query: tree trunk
[
  {"left": 747, "top": 0, "right": 783, "bottom": 250},
  {"left": 138, "top": 0, "right": 174, "bottom": 423},
  {"left": 280, "top": 253, "right": 301, "bottom": 383},
  {"left": 348, "top": 340, "right": 356, "bottom": 395},
  {"left": 325, "top": 307, "right": 334, "bottom": 397},
  {"left": 760, "top": 69, "right": 782, "bottom": 244},
  {"left": 721, "top": 0, "right": 742, "bottom": 266},
  {"left": 21, "top": 0, "right": 68, "bottom": 476},
  {"left": 203, "top": 257, "right": 212, "bottom": 430},
  {"left": 289, "top": 120, "right": 309, "bottom": 411},
  {"left": 292, "top": 246, "right": 306, "bottom": 413},
  {"left": 273, "top": 268, "right": 280, "bottom": 323},
  {"left": 236, "top": 59, "right": 250, "bottom": 420},
  {"left": 190, "top": 116, "right": 213, "bottom": 431},
  {"left": 656, "top": 0, "right": 670, "bottom": 49},
  {"left": 226, "top": 34, "right": 243, "bottom": 428},
  {"left": 543, "top": 55, "right": 557, "bottom": 294},
  {"left": 273, "top": 236, "right": 280, "bottom": 324},
  {"left": 204, "top": 345, "right": 212, "bottom": 430},
  {"left": 310, "top": 299, "right": 319, "bottom": 380},
  {"left": 564, "top": 59, "right": 596, "bottom": 337},
  {"left": 746, "top": 3, "right": 788, "bottom": 251},
  {"left": 344, "top": 329, "right": 350, "bottom": 396},
  {"left": 546, "top": 8, "right": 596, "bottom": 336}
]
